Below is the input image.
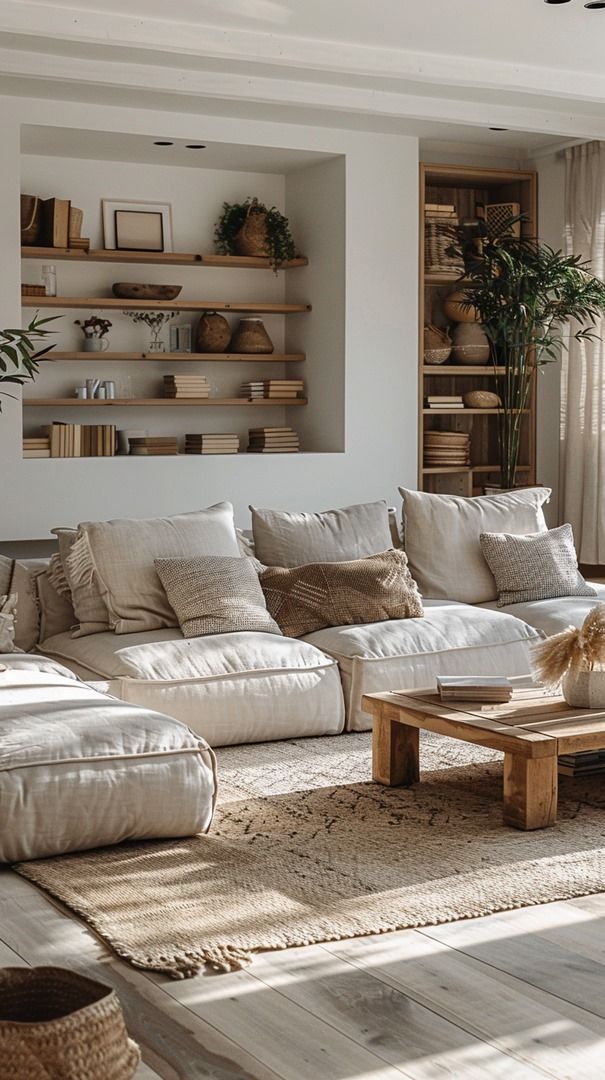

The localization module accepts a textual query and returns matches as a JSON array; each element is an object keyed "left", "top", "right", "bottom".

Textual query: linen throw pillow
[
  {"left": 260, "top": 549, "right": 423, "bottom": 638},
  {"left": 399, "top": 487, "right": 551, "bottom": 605},
  {"left": 74, "top": 503, "right": 241, "bottom": 635},
  {"left": 155, "top": 555, "right": 282, "bottom": 638},
  {"left": 479, "top": 524, "right": 597, "bottom": 607},
  {"left": 55, "top": 527, "right": 112, "bottom": 637},
  {"left": 250, "top": 501, "right": 393, "bottom": 567}
]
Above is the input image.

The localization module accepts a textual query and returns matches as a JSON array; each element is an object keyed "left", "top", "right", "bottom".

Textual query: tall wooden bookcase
[{"left": 419, "top": 163, "right": 538, "bottom": 495}]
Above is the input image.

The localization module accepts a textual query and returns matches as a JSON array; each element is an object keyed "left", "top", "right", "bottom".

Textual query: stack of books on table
[
  {"left": 129, "top": 436, "right": 178, "bottom": 456},
  {"left": 241, "top": 380, "right": 304, "bottom": 400},
  {"left": 558, "top": 750, "right": 605, "bottom": 777},
  {"left": 437, "top": 676, "right": 513, "bottom": 704},
  {"left": 425, "top": 395, "right": 464, "bottom": 410},
  {"left": 163, "top": 375, "right": 209, "bottom": 399},
  {"left": 48, "top": 423, "right": 116, "bottom": 457},
  {"left": 247, "top": 427, "right": 300, "bottom": 453},
  {"left": 185, "top": 433, "right": 239, "bottom": 455},
  {"left": 424, "top": 430, "right": 470, "bottom": 468},
  {"left": 23, "top": 436, "right": 50, "bottom": 458}
]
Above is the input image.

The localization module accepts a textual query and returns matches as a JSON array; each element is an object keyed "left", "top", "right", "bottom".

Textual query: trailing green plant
[
  {"left": 447, "top": 216, "right": 605, "bottom": 489},
  {"left": 214, "top": 197, "right": 296, "bottom": 271},
  {"left": 0, "top": 314, "right": 59, "bottom": 410}
]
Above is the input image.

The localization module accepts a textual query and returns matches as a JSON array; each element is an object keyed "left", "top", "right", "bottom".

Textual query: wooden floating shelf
[
  {"left": 422, "top": 464, "right": 531, "bottom": 475},
  {"left": 23, "top": 398, "right": 308, "bottom": 407},
  {"left": 51, "top": 351, "right": 305, "bottom": 363},
  {"left": 423, "top": 365, "right": 505, "bottom": 376},
  {"left": 23, "top": 297, "right": 311, "bottom": 314},
  {"left": 424, "top": 273, "right": 469, "bottom": 286},
  {"left": 21, "top": 247, "right": 308, "bottom": 270},
  {"left": 423, "top": 408, "right": 530, "bottom": 416}
]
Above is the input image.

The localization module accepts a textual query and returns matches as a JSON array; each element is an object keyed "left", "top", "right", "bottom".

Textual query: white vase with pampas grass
[{"left": 532, "top": 605, "right": 605, "bottom": 708}]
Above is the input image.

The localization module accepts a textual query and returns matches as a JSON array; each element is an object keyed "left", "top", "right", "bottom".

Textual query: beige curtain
[{"left": 562, "top": 142, "right": 605, "bottom": 564}]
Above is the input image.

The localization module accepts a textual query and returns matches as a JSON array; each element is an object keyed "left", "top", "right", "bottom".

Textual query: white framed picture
[{"left": 102, "top": 199, "right": 173, "bottom": 252}]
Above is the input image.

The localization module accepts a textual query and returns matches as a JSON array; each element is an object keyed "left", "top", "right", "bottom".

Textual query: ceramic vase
[
  {"left": 229, "top": 318, "right": 274, "bottom": 354},
  {"left": 195, "top": 312, "right": 231, "bottom": 353},
  {"left": 451, "top": 323, "right": 490, "bottom": 364},
  {"left": 562, "top": 669, "right": 605, "bottom": 709}
]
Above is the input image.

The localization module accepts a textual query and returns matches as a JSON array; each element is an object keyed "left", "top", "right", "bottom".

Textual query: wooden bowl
[{"left": 112, "top": 283, "right": 182, "bottom": 301}]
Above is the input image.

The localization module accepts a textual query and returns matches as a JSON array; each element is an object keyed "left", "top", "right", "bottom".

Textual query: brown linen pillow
[
  {"left": 260, "top": 549, "right": 423, "bottom": 638},
  {"left": 155, "top": 555, "right": 282, "bottom": 638}
]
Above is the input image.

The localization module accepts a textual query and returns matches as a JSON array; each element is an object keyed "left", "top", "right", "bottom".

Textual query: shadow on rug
[{"left": 15, "top": 732, "right": 605, "bottom": 977}]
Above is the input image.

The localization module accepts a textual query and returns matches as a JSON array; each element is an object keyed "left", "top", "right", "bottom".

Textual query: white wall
[{"left": 0, "top": 96, "right": 419, "bottom": 540}]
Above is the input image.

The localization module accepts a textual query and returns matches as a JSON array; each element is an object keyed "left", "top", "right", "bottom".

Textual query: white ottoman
[{"left": 0, "top": 655, "right": 216, "bottom": 862}]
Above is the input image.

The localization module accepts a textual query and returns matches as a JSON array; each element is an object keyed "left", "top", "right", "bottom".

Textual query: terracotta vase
[
  {"left": 195, "top": 312, "right": 231, "bottom": 353},
  {"left": 230, "top": 318, "right": 274, "bottom": 354}
]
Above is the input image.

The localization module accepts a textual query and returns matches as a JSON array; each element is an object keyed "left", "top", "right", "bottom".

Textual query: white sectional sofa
[{"left": 3, "top": 490, "right": 602, "bottom": 748}]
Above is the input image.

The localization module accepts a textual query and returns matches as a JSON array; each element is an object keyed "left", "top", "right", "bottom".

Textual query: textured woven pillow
[
  {"left": 250, "top": 501, "right": 393, "bottom": 568},
  {"left": 479, "top": 524, "right": 597, "bottom": 607},
  {"left": 155, "top": 555, "right": 282, "bottom": 638},
  {"left": 260, "top": 549, "right": 423, "bottom": 638}
]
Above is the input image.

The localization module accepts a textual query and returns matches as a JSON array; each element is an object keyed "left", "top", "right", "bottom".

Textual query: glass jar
[{"left": 41, "top": 264, "right": 57, "bottom": 297}]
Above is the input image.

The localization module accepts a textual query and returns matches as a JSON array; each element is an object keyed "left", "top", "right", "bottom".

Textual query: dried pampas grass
[{"left": 532, "top": 604, "right": 605, "bottom": 688}]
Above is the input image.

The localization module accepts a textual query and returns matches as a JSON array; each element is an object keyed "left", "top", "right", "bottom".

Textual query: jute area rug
[{"left": 15, "top": 731, "right": 605, "bottom": 978}]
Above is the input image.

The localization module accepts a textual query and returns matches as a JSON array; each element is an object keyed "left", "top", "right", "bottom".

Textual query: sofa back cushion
[
  {"left": 260, "top": 549, "right": 423, "bottom": 638},
  {"left": 399, "top": 487, "right": 551, "bottom": 604},
  {"left": 0, "top": 555, "right": 41, "bottom": 651},
  {"left": 74, "top": 503, "right": 241, "bottom": 635},
  {"left": 250, "top": 501, "right": 393, "bottom": 568}
]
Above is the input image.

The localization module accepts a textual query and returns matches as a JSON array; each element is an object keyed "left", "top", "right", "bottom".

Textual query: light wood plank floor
[{"left": 3, "top": 868, "right": 605, "bottom": 1078}]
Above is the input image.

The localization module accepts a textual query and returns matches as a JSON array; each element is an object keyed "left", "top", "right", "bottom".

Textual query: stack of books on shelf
[
  {"left": 185, "top": 433, "right": 239, "bottom": 455},
  {"left": 23, "top": 436, "right": 50, "bottom": 458},
  {"left": 437, "top": 676, "right": 513, "bottom": 704},
  {"left": 241, "top": 380, "right": 304, "bottom": 400},
  {"left": 425, "top": 395, "right": 464, "bottom": 411},
  {"left": 424, "top": 430, "right": 470, "bottom": 468},
  {"left": 47, "top": 423, "right": 116, "bottom": 457},
  {"left": 247, "top": 427, "right": 300, "bottom": 453},
  {"left": 129, "top": 436, "right": 179, "bottom": 456},
  {"left": 163, "top": 375, "right": 210, "bottom": 399}
]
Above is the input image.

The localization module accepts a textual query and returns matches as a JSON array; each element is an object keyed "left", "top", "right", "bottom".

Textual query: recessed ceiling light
[
  {"left": 154, "top": 140, "right": 173, "bottom": 146},
  {"left": 585, "top": 1, "right": 605, "bottom": 8},
  {"left": 489, "top": 127, "right": 508, "bottom": 132},
  {"left": 544, "top": 1, "right": 572, "bottom": 5},
  {"left": 185, "top": 144, "right": 206, "bottom": 149}
]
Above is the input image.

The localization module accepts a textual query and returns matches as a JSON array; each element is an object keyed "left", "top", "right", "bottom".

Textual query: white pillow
[
  {"left": 75, "top": 503, "right": 241, "bottom": 634},
  {"left": 399, "top": 487, "right": 551, "bottom": 604},
  {"left": 250, "top": 501, "right": 393, "bottom": 567}
]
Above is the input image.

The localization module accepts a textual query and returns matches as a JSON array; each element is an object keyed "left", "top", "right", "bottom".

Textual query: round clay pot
[
  {"left": 443, "top": 288, "right": 480, "bottom": 323},
  {"left": 234, "top": 208, "right": 270, "bottom": 258},
  {"left": 230, "top": 318, "right": 274, "bottom": 354},
  {"left": 195, "top": 312, "right": 231, "bottom": 353},
  {"left": 463, "top": 390, "right": 501, "bottom": 409},
  {"left": 562, "top": 669, "right": 605, "bottom": 708},
  {"left": 451, "top": 323, "right": 491, "bottom": 364}
]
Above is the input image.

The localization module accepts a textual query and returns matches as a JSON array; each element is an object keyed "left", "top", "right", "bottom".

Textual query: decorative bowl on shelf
[
  {"left": 112, "top": 283, "right": 182, "bottom": 301},
  {"left": 463, "top": 390, "right": 501, "bottom": 409}
]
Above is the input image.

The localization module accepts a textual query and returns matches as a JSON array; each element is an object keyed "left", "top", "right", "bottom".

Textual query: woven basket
[
  {"left": 0, "top": 967, "right": 140, "bottom": 1080},
  {"left": 234, "top": 204, "right": 270, "bottom": 258},
  {"left": 195, "top": 312, "right": 231, "bottom": 353},
  {"left": 229, "top": 318, "right": 274, "bottom": 354},
  {"left": 424, "top": 215, "right": 463, "bottom": 273}
]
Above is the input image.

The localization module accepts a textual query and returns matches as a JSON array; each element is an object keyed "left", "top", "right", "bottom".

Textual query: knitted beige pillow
[
  {"left": 260, "top": 549, "right": 423, "bottom": 639},
  {"left": 479, "top": 523, "right": 597, "bottom": 607},
  {"left": 155, "top": 555, "right": 282, "bottom": 638}
]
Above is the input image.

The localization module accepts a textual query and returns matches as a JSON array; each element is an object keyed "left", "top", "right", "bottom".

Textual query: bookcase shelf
[
  {"left": 21, "top": 247, "right": 308, "bottom": 270},
  {"left": 419, "top": 162, "right": 537, "bottom": 495}
]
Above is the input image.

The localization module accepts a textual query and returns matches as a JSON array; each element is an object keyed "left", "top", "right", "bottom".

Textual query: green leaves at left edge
[{"left": 0, "top": 313, "right": 61, "bottom": 411}]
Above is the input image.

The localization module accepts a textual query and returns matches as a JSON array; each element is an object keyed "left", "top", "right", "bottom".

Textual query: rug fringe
[{"left": 156, "top": 945, "right": 254, "bottom": 979}]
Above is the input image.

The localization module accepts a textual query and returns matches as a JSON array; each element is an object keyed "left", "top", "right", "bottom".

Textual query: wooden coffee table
[{"left": 362, "top": 685, "right": 605, "bottom": 830}]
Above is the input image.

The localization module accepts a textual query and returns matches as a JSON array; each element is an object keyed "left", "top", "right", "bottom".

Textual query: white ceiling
[{"left": 1, "top": 0, "right": 605, "bottom": 148}]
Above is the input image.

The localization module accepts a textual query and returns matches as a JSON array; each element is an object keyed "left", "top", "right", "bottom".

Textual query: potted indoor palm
[
  {"left": 447, "top": 219, "right": 605, "bottom": 489},
  {"left": 0, "top": 314, "right": 58, "bottom": 409}
]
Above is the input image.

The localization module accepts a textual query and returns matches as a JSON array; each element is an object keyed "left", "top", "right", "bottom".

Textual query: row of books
[
  {"left": 31, "top": 197, "right": 89, "bottom": 250},
  {"left": 185, "top": 434, "right": 239, "bottom": 455},
  {"left": 129, "top": 436, "right": 178, "bottom": 456},
  {"left": 163, "top": 375, "right": 210, "bottom": 399},
  {"left": 241, "top": 380, "right": 304, "bottom": 400},
  {"left": 44, "top": 423, "right": 117, "bottom": 457},
  {"left": 425, "top": 395, "right": 465, "bottom": 410}
]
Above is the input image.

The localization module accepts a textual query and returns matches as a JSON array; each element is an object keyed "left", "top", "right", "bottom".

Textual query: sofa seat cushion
[
  {"left": 303, "top": 600, "right": 540, "bottom": 731},
  {"left": 478, "top": 583, "right": 605, "bottom": 637},
  {"left": 39, "top": 629, "right": 345, "bottom": 747},
  {"left": 0, "top": 655, "right": 216, "bottom": 862}
]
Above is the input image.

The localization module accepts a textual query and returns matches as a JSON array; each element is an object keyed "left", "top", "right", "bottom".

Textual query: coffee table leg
[
  {"left": 372, "top": 711, "right": 420, "bottom": 786},
  {"left": 503, "top": 753, "right": 558, "bottom": 830}
]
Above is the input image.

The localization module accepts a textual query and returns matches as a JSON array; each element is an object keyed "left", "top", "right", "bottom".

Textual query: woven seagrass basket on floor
[{"left": 0, "top": 967, "right": 140, "bottom": 1080}]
